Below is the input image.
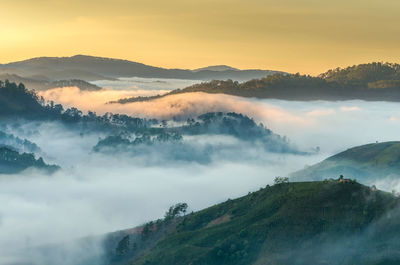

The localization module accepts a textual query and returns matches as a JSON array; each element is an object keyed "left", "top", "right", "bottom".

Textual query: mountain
[
  {"left": 0, "top": 146, "right": 59, "bottom": 174},
  {"left": 100, "top": 180, "right": 400, "bottom": 265},
  {"left": 291, "top": 141, "right": 400, "bottom": 183},
  {"left": 0, "top": 55, "right": 280, "bottom": 82},
  {"left": 111, "top": 62, "right": 400, "bottom": 103}
]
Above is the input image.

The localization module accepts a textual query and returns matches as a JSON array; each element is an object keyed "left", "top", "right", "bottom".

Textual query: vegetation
[
  {"left": 0, "top": 80, "right": 47, "bottom": 118},
  {"left": 113, "top": 62, "right": 400, "bottom": 102},
  {"left": 291, "top": 141, "right": 400, "bottom": 183},
  {"left": 106, "top": 203, "right": 190, "bottom": 264},
  {"left": 0, "top": 130, "right": 40, "bottom": 153},
  {"left": 0, "top": 146, "right": 59, "bottom": 174},
  {"left": 103, "top": 181, "right": 400, "bottom": 265}
]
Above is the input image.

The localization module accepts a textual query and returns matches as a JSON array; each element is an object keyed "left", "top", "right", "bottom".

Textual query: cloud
[
  {"left": 38, "top": 87, "right": 400, "bottom": 154},
  {"left": 38, "top": 87, "right": 169, "bottom": 114},
  {"left": 0, "top": 120, "right": 324, "bottom": 264},
  {"left": 306, "top": 108, "right": 335, "bottom": 117},
  {"left": 39, "top": 88, "right": 309, "bottom": 124}
]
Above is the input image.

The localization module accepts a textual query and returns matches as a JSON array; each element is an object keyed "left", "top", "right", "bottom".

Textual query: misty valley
[{"left": 2, "top": 59, "right": 400, "bottom": 265}]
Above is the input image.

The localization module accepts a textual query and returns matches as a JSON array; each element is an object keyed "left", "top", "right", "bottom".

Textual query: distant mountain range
[
  {"left": 0, "top": 55, "right": 281, "bottom": 91},
  {"left": 291, "top": 141, "right": 400, "bottom": 184}
]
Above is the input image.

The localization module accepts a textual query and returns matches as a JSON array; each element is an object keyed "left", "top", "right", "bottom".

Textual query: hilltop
[
  {"left": 291, "top": 141, "right": 400, "bottom": 183},
  {"left": 100, "top": 180, "right": 400, "bottom": 265}
]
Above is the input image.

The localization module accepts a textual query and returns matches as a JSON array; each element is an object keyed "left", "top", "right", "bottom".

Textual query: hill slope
[
  {"left": 291, "top": 141, "right": 400, "bottom": 183},
  {"left": 103, "top": 181, "right": 400, "bottom": 265}
]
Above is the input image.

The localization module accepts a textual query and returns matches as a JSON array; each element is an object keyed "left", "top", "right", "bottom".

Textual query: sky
[{"left": 1, "top": 0, "right": 400, "bottom": 74}]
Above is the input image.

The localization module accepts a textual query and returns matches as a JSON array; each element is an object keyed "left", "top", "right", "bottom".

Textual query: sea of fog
[{"left": 2, "top": 78, "right": 400, "bottom": 264}]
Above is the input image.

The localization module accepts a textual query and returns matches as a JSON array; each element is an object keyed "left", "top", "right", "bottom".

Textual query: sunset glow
[{"left": 1, "top": 0, "right": 400, "bottom": 74}]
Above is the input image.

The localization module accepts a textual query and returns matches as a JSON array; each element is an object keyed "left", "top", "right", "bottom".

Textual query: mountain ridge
[{"left": 0, "top": 55, "right": 280, "bottom": 82}]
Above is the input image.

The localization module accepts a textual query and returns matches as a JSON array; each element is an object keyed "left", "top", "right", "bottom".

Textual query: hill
[
  {"left": 101, "top": 180, "right": 400, "bottom": 265},
  {"left": 0, "top": 146, "right": 59, "bottom": 174},
  {"left": 112, "top": 62, "right": 400, "bottom": 103},
  {"left": 0, "top": 55, "right": 280, "bottom": 82},
  {"left": 291, "top": 141, "right": 400, "bottom": 183}
]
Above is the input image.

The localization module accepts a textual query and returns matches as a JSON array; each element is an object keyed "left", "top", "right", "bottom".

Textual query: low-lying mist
[
  {"left": 0, "top": 120, "right": 322, "bottom": 265},
  {"left": 39, "top": 88, "right": 400, "bottom": 155}
]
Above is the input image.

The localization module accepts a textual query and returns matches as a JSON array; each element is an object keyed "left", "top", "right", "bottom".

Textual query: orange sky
[{"left": 1, "top": 0, "right": 399, "bottom": 74}]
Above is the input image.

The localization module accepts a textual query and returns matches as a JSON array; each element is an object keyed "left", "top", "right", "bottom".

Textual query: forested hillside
[
  {"left": 113, "top": 62, "right": 400, "bottom": 103},
  {"left": 102, "top": 180, "right": 400, "bottom": 265},
  {"left": 0, "top": 146, "right": 59, "bottom": 174}
]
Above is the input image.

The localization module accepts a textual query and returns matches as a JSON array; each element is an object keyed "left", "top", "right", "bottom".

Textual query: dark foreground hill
[
  {"left": 112, "top": 62, "right": 400, "bottom": 103},
  {"left": 291, "top": 141, "right": 400, "bottom": 183},
  {"left": 100, "top": 180, "right": 400, "bottom": 265}
]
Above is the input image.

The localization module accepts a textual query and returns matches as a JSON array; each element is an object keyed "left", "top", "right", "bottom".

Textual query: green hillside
[
  {"left": 291, "top": 141, "right": 400, "bottom": 183},
  {"left": 104, "top": 181, "right": 400, "bottom": 265}
]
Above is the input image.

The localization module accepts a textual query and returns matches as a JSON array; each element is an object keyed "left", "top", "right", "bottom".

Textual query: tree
[
  {"left": 116, "top": 235, "right": 130, "bottom": 256},
  {"left": 164, "top": 203, "right": 189, "bottom": 222},
  {"left": 274, "top": 176, "right": 289, "bottom": 185}
]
